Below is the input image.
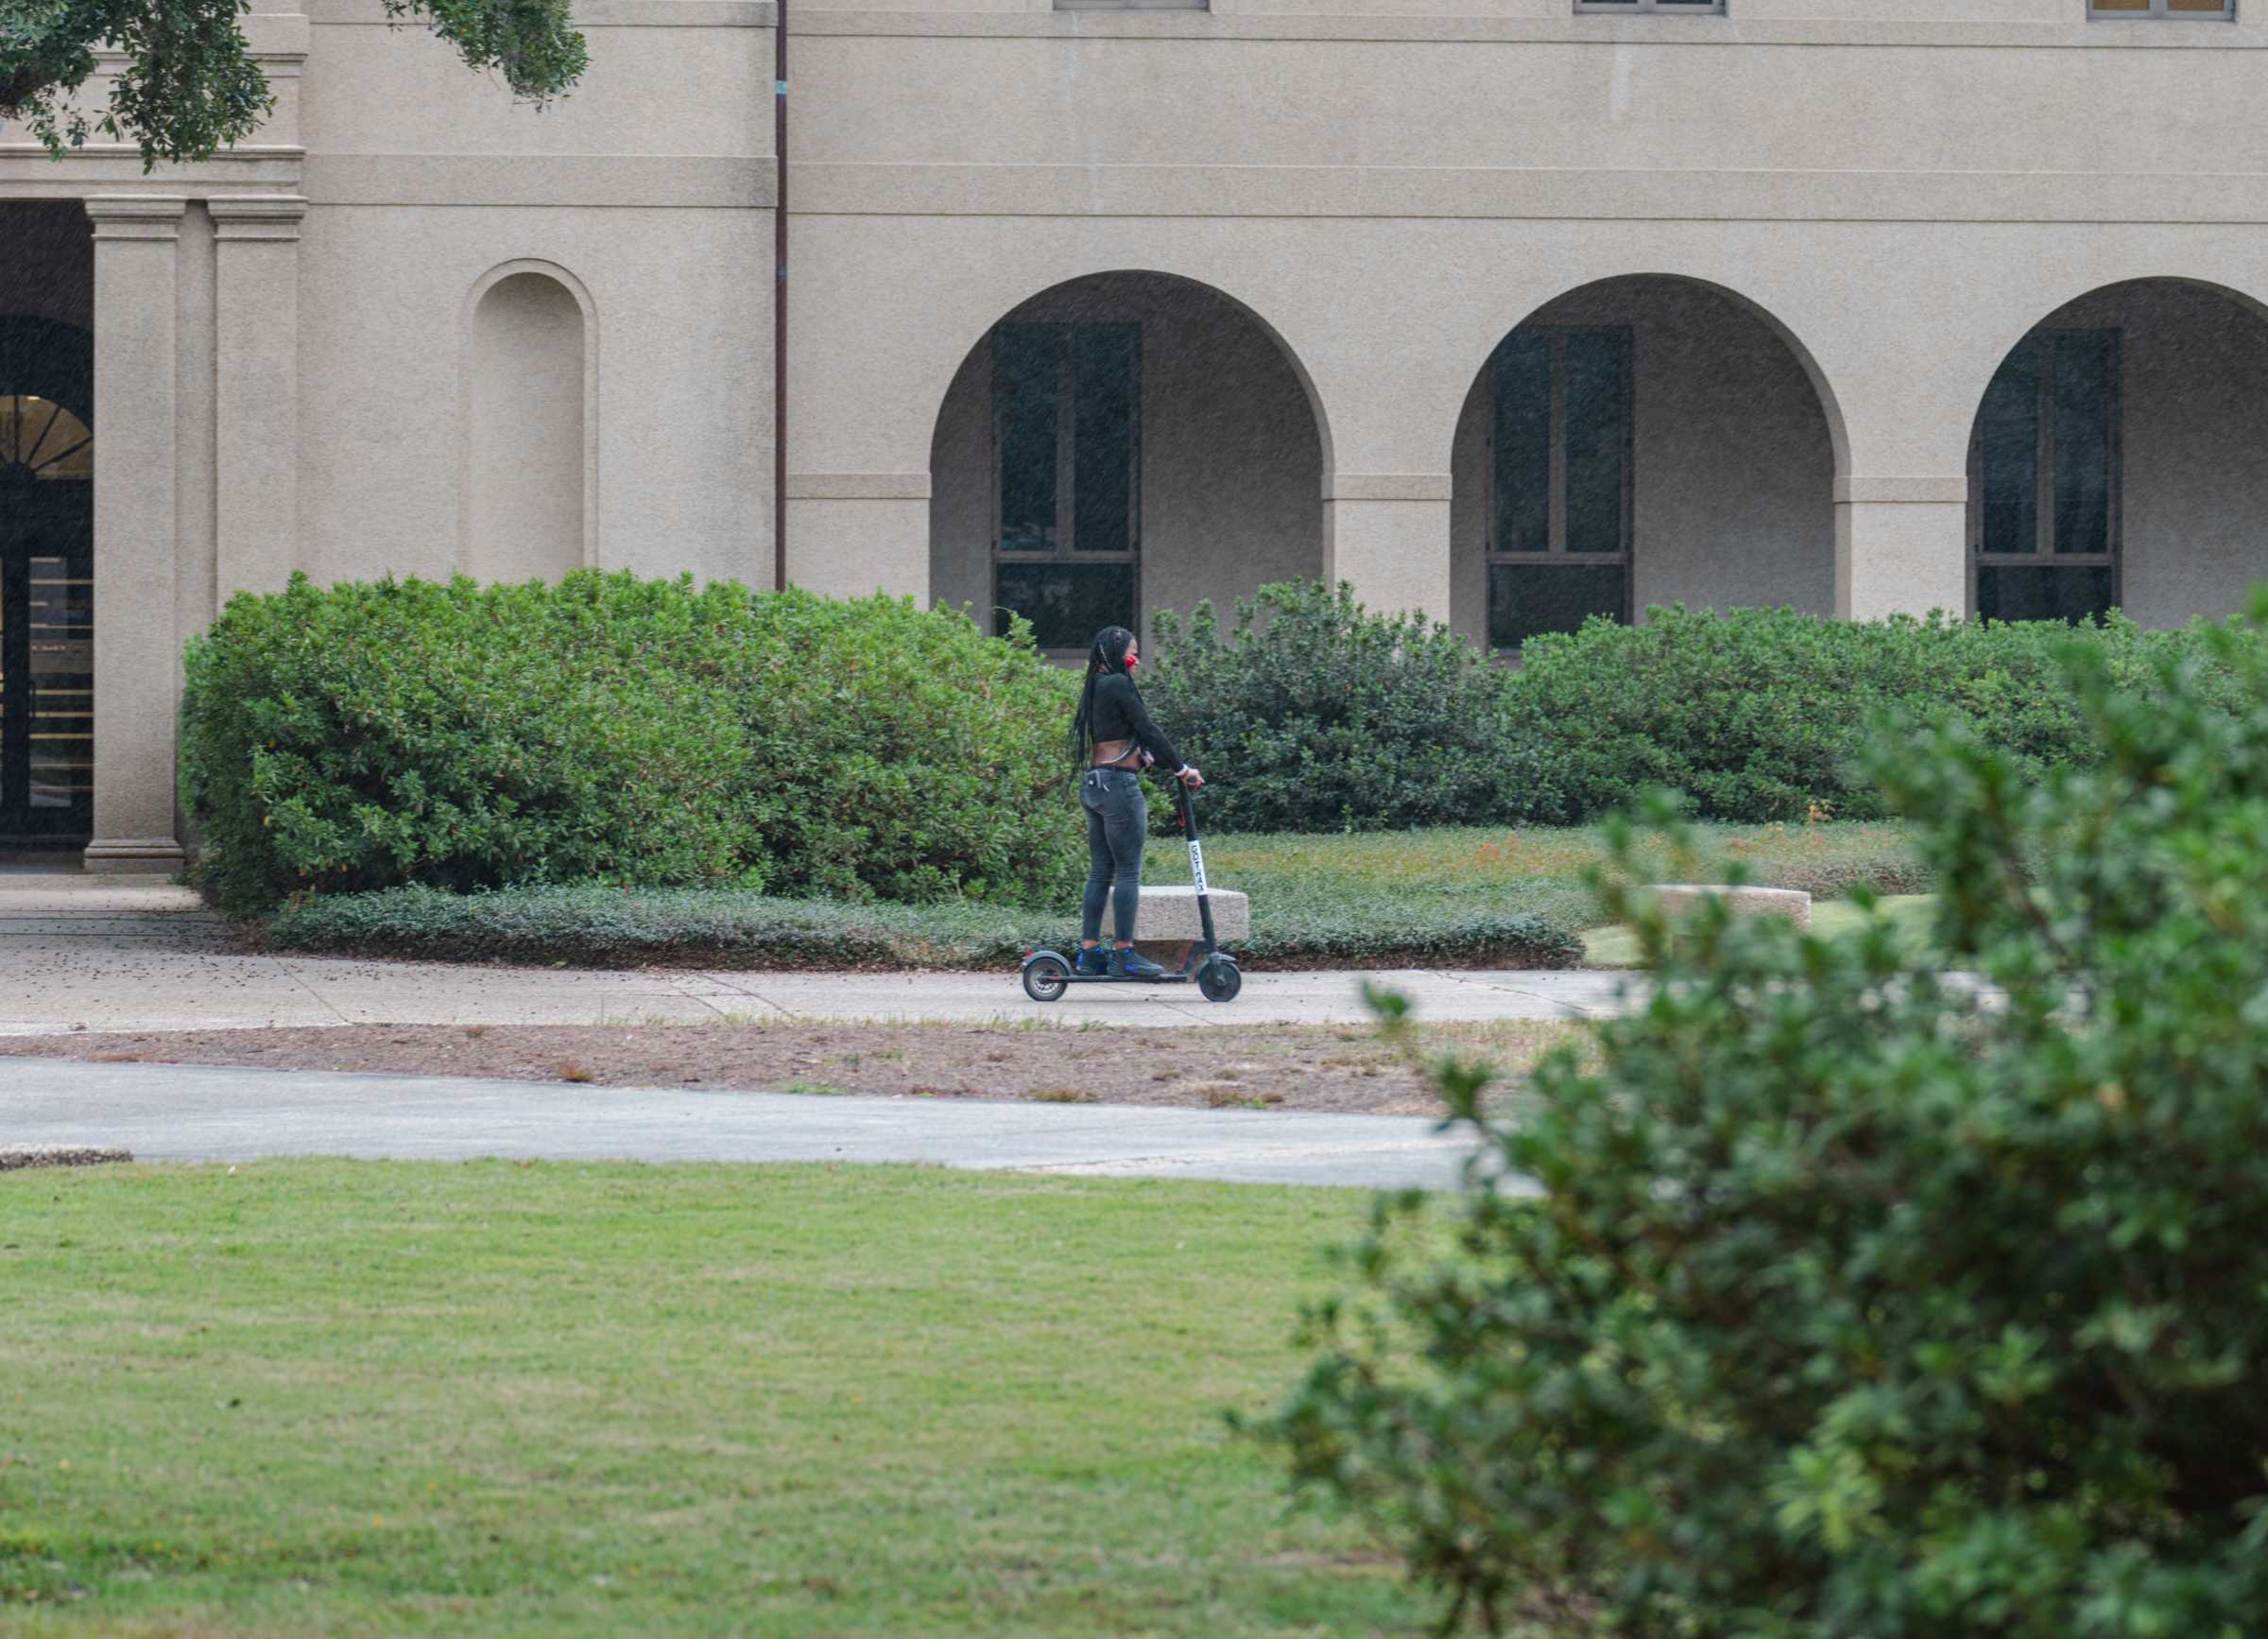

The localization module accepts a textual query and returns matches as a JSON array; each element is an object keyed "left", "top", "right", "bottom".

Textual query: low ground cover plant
[
  {"left": 180, "top": 572, "right": 1081, "bottom": 914},
  {"left": 1259, "top": 605, "right": 2268, "bottom": 1633},
  {"left": 262, "top": 820, "right": 1926, "bottom": 971},
  {"left": 261, "top": 878, "right": 1584, "bottom": 972},
  {"left": 1143, "top": 582, "right": 2249, "bottom": 831}
]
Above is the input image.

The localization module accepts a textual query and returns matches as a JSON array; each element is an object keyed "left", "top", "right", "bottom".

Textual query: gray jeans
[{"left": 1079, "top": 768, "right": 1147, "bottom": 942}]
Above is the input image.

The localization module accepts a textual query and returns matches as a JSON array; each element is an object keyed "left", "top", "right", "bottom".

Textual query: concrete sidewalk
[
  {"left": 0, "top": 878, "right": 1635, "bottom": 1034},
  {"left": 0, "top": 1058, "right": 1504, "bottom": 1191}
]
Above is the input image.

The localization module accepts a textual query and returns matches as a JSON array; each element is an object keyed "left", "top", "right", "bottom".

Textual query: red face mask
[{"left": 1125, "top": 653, "right": 1139, "bottom": 672}]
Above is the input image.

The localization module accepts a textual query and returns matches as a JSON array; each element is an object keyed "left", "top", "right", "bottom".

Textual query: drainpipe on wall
[{"left": 773, "top": 0, "right": 789, "bottom": 593}]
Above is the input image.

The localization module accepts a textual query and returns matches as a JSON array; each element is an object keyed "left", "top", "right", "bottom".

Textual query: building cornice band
[
  {"left": 1834, "top": 476, "right": 1969, "bottom": 507},
  {"left": 792, "top": 10, "right": 2268, "bottom": 48},
  {"left": 304, "top": 0, "right": 774, "bottom": 25},
  {"left": 302, "top": 154, "right": 773, "bottom": 208},
  {"left": 1324, "top": 474, "right": 1452, "bottom": 502},
  {"left": 786, "top": 472, "right": 931, "bottom": 500},
  {"left": 788, "top": 162, "right": 2268, "bottom": 227}
]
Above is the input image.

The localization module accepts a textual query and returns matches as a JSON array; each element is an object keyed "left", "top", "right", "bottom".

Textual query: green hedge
[
  {"left": 1143, "top": 587, "right": 2252, "bottom": 831},
  {"left": 180, "top": 572, "right": 1082, "bottom": 914},
  {"left": 263, "top": 882, "right": 1582, "bottom": 972},
  {"left": 1143, "top": 581, "right": 1535, "bottom": 834},
  {"left": 1507, "top": 604, "right": 2232, "bottom": 822}
]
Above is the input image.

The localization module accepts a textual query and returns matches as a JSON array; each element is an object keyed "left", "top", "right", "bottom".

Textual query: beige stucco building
[{"left": 3, "top": 0, "right": 2266, "bottom": 866}]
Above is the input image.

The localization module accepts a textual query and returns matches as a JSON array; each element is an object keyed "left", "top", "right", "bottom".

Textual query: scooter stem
[{"left": 1181, "top": 782, "right": 1218, "bottom": 955}]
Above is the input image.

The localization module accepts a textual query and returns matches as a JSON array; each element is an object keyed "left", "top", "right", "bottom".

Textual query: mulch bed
[
  {"left": 0, "top": 1022, "right": 1499, "bottom": 1115},
  {"left": 0, "top": 1145, "right": 133, "bottom": 1171}
]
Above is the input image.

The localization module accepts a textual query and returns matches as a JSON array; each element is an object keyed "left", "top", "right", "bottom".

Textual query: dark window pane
[
  {"left": 1072, "top": 324, "right": 1138, "bottom": 555},
  {"left": 1978, "top": 339, "right": 2040, "bottom": 556},
  {"left": 996, "top": 561, "right": 1136, "bottom": 649},
  {"left": 994, "top": 323, "right": 1058, "bottom": 551},
  {"left": 1489, "top": 563, "right": 1627, "bottom": 647},
  {"left": 1489, "top": 331, "right": 1550, "bottom": 553},
  {"left": 1977, "top": 564, "right": 2115, "bottom": 625},
  {"left": 2053, "top": 330, "right": 2118, "bottom": 557},
  {"left": 1565, "top": 328, "right": 1630, "bottom": 554}
]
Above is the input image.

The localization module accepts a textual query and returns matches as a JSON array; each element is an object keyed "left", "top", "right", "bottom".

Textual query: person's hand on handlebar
[{"left": 1177, "top": 766, "right": 1205, "bottom": 789}]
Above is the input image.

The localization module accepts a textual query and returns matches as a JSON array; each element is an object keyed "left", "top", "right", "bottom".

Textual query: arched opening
[
  {"left": 0, "top": 200, "right": 96, "bottom": 842},
  {"left": 929, "top": 271, "right": 1326, "bottom": 653},
  {"left": 1967, "top": 279, "right": 2268, "bottom": 627},
  {"left": 1451, "top": 275, "right": 1842, "bottom": 650},
  {"left": 467, "top": 267, "right": 590, "bottom": 582}
]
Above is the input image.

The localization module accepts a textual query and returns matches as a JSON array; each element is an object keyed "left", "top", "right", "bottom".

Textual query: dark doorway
[{"left": 0, "top": 316, "right": 94, "bottom": 840}]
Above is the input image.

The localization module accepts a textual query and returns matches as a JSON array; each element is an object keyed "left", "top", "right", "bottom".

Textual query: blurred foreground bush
[{"left": 1258, "top": 600, "right": 2268, "bottom": 1635}]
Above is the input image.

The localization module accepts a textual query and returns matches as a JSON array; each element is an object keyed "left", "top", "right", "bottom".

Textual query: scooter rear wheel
[
  {"left": 1022, "top": 953, "right": 1071, "bottom": 1003},
  {"left": 1196, "top": 956, "right": 1242, "bottom": 1004}
]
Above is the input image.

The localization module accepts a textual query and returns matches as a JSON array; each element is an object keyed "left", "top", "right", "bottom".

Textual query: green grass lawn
[
  {"left": 1167, "top": 820, "right": 1931, "bottom": 952},
  {"left": 1, "top": 1162, "right": 1425, "bottom": 1637}
]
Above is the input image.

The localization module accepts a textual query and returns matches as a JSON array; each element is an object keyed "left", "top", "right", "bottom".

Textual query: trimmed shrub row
[
  {"left": 181, "top": 573, "right": 1083, "bottom": 915},
  {"left": 262, "top": 883, "right": 1583, "bottom": 972},
  {"left": 187, "top": 570, "right": 2239, "bottom": 937},
  {"left": 1142, "top": 583, "right": 2254, "bottom": 832},
  {"left": 1509, "top": 602, "right": 2222, "bottom": 823}
]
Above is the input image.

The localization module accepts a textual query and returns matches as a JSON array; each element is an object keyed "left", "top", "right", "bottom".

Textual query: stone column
[
  {"left": 83, "top": 197, "right": 188, "bottom": 875},
  {"left": 1322, "top": 474, "right": 1453, "bottom": 624},
  {"left": 1834, "top": 475, "right": 1968, "bottom": 621},
  {"left": 210, "top": 196, "right": 306, "bottom": 598}
]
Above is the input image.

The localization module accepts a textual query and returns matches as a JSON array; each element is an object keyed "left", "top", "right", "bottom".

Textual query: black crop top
[{"left": 1090, "top": 674, "right": 1185, "bottom": 773}]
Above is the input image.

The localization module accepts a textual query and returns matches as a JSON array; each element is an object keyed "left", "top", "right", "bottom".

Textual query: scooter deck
[{"left": 1054, "top": 973, "right": 1196, "bottom": 985}]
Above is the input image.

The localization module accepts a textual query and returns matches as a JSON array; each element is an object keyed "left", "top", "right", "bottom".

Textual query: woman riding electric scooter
[{"left": 1068, "top": 626, "right": 1204, "bottom": 978}]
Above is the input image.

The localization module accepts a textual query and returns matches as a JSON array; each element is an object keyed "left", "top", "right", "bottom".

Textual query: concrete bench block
[
  {"left": 1652, "top": 884, "right": 1812, "bottom": 928},
  {"left": 1129, "top": 884, "right": 1249, "bottom": 941}
]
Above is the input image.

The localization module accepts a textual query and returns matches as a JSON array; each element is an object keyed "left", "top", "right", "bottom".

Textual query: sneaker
[
  {"left": 1108, "top": 946, "right": 1168, "bottom": 980},
  {"left": 1074, "top": 946, "right": 1109, "bottom": 976}
]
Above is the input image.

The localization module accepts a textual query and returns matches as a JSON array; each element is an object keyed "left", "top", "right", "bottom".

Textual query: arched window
[
  {"left": 1967, "top": 279, "right": 2268, "bottom": 629},
  {"left": 0, "top": 396, "right": 93, "bottom": 482},
  {"left": 0, "top": 317, "right": 95, "bottom": 837},
  {"left": 467, "top": 268, "right": 590, "bottom": 581},
  {"left": 1454, "top": 276, "right": 1841, "bottom": 650},
  {"left": 931, "top": 271, "right": 1326, "bottom": 653}
]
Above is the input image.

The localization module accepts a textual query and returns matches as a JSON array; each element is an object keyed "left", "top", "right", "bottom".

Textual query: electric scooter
[{"left": 1019, "top": 778, "right": 1243, "bottom": 1004}]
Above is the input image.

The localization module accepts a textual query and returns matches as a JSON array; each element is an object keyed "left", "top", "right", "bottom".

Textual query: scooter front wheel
[
  {"left": 1196, "top": 956, "right": 1242, "bottom": 1004},
  {"left": 1022, "top": 952, "right": 1072, "bottom": 1003}
]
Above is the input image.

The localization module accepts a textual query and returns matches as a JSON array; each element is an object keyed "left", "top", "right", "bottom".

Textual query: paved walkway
[
  {"left": 3, "top": 1059, "right": 1503, "bottom": 1191},
  {"left": 0, "top": 874, "right": 1589, "bottom": 1189},
  {"left": 0, "top": 876, "right": 1636, "bottom": 1034}
]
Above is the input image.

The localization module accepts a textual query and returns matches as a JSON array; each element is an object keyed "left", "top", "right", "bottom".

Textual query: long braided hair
[{"left": 1069, "top": 625, "right": 1138, "bottom": 779}]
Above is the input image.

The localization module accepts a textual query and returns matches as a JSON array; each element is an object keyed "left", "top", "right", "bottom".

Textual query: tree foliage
[
  {"left": 0, "top": 0, "right": 587, "bottom": 169},
  {"left": 1257, "top": 598, "right": 2268, "bottom": 1635}
]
